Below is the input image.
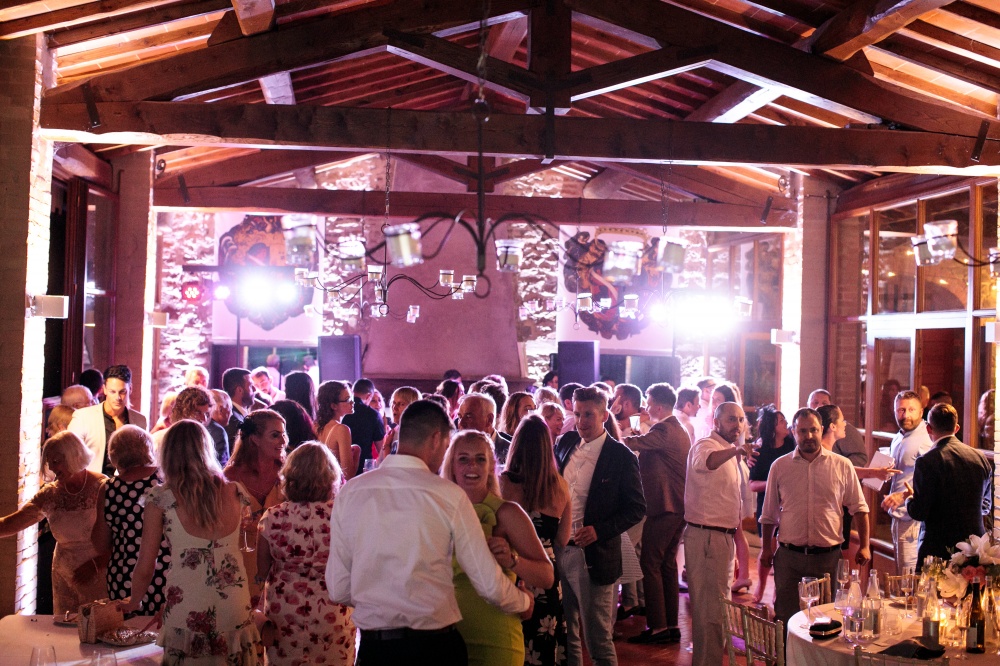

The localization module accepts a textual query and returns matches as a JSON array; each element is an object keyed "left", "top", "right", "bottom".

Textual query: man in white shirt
[
  {"left": 251, "top": 366, "right": 285, "bottom": 404},
  {"left": 68, "top": 364, "right": 147, "bottom": 475},
  {"left": 683, "top": 401, "right": 754, "bottom": 666},
  {"left": 673, "top": 387, "right": 699, "bottom": 444},
  {"left": 692, "top": 376, "right": 718, "bottom": 441},
  {"left": 327, "top": 400, "right": 531, "bottom": 665},
  {"left": 759, "top": 408, "right": 870, "bottom": 630},
  {"left": 554, "top": 387, "right": 645, "bottom": 666},
  {"left": 879, "top": 390, "right": 933, "bottom": 574}
]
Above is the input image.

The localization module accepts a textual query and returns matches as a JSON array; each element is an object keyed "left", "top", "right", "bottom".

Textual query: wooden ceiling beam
[
  {"left": 809, "top": 0, "right": 954, "bottom": 61},
  {"left": 601, "top": 163, "right": 794, "bottom": 208},
  {"left": 902, "top": 20, "right": 1000, "bottom": 69},
  {"left": 0, "top": 0, "right": 177, "bottom": 39},
  {"left": 876, "top": 34, "right": 1000, "bottom": 94},
  {"left": 230, "top": 0, "right": 272, "bottom": 36},
  {"left": 385, "top": 30, "right": 539, "bottom": 102},
  {"left": 155, "top": 149, "right": 363, "bottom": 187},
  {"left": 568, "top": 0, "right": 998, "bottom": 139},
  {"left": 44, "top": 0, "right": 536, "bottom": 103},
  {"left": 942, "top": 1, "right": 1000, "bottom": 31},
  {"left": 684, "top": 82, "right": 782, "bottom": 123},
  {"left": 152, "top": 186, "right": 797, "bottom": 228},
  {"left": 561, "top": 45, "right": 715, "bottom": 103},
  {"left": 40, "top": 101, "right": 1000, "bottom": 172},
  {"left": 583, "top": 168, "right": 633, "bottom": 199},
  {"left": 485, "top": 158, "right": 565, "bottom": 187},
  {"left": 526, "top": 0, "right": 571, "bottom": 111},
  {"left": 47, "top": 0, "right": 229, "bottom": 49}
]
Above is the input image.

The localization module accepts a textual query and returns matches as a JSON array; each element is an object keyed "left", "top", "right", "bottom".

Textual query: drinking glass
[
  {"left": 837, "top": 560, "right": 851, "bottom": 590},
  {"left": 834, "top": 588, "right": 849, "bottom": 613},
  {"left": 90, "top": 648, "right": 118, "bottom": 666},
  {"left": 799, "top": 579, "right": 818, "bottom": 627},
  {"left": 363, "top": 459, "right": 378, "bottom": 473},
  {"left": 900, "top": 568, "right": 915, "bottom": 616},
  {"left": 240, "top": 505, "right": 255, "bottom": 553},
  {"left": 953, "top": 601, "right": 970, "bottom": 656},
  {"left": 29, "top": 647, "right": 56, "bottom": 666}
]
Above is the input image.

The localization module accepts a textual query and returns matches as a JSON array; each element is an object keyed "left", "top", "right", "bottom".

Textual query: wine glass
[
  {"left": 29, "top": 647, "right": 56, "bottom": 666},
  {"left": 953, "top": 599, "right": 970, "bottom": 658},
  {"left": 900, "top": 568, "right": 915, "bottom": 617},
  {"left": 799, "top": 579, "right": 818, "bottom": 627},
  {"left": 837, "top": 560, "right": 851, "bottom": 591},
  {"left": 239, "top": 505, "right": 255, "bottom": 553}
]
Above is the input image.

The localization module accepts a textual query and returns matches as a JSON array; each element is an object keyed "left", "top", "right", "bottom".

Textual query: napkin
[{"left": 879, "top": 638, "right": 946, "bottom": 659}]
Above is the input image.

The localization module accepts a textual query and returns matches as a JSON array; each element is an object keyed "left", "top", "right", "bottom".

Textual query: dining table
[
  {"left": 786, "top": 602, "right": 999, "bottom": 666},
  {"left": 0, "top": 614, "right": 161, "bottom": 665}
]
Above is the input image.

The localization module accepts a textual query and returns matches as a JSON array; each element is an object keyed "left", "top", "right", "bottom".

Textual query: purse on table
[{"left": 78, "top": 599, "right": 124, "bottom": 644}]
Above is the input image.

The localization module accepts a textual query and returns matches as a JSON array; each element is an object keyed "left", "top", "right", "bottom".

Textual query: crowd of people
[{"left": 0, "top": 361, "right": 993, "bottom": 666}]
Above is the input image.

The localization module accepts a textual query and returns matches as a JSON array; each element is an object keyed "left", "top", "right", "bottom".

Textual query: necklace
[{"left": 62, "top": 472, "right": 88, "bottom": 496}]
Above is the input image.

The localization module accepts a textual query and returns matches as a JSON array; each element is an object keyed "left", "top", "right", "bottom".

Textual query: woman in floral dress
[
  {"left": 124, "top": 420, "right": 260, "bottom": 664},
  {"left": 500, "top": 415, "right": 571, "bottom": 666},
  {"left": 257, "top": 442, "right": 355, "bottom": 665}
]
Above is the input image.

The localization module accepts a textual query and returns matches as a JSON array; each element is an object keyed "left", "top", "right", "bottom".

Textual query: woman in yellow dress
[{"left": 442, "top": 430, "right": 553, "bottom": 666}]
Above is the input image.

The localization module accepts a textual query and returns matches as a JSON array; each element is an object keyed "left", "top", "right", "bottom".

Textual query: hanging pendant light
[
  {"left": 602, "top": 241, "right": 644, "bottom": 285},
  {"left": 385, "top": 223, "right": 423, "bottom": 267}
]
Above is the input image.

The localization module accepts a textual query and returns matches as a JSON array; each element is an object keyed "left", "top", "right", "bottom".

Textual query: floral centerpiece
[{"left": 932, "top": 534, "right": 1000, "bottom": 600}]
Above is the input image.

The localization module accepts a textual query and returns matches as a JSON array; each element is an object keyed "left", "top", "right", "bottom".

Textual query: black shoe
[
  {"left": 627, "top": 628, "right": 682, "bottom": 645},
  {"left": 635, "top": 606, "right": 646, "bottom": 616},
  {"left": 616, "top": 605, "right": 639, "bottom": 621}
]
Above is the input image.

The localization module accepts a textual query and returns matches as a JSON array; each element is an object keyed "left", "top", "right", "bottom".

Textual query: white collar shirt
[
  {"left": 684, "top": 432, "right": 742, "bottom": 529},
  {"left": 563, "top": 430, "right": 607, "bottom": 532},
  {"left": 326, "top": 454, "right": 528, "bottom": 630},
  {"left": 888, "top": 421, "right": 933, "bottom": 521},
  {"left": 759, "top": 446, "right": 869, "bottom": 547},
  {"left": 674, "top": 410, "right": 696, "bottom": 444}
]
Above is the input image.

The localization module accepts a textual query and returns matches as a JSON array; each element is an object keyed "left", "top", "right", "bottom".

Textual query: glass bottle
[
  {"left": 968, "top": 577, "right": 986, "bottom": 653},
  {"left": 864, "top": 571, "right": 882, "bottom": 636}
]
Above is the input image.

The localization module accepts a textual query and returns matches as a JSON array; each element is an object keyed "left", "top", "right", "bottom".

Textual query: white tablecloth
[
  {"left": 786, "top": 603, "right": 997, "bottom": 666},
  {"left": 0, "top": 615, "right": 161, "bottom": 665}
]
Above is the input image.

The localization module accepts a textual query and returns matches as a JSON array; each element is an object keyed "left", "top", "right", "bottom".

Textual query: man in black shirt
[{"left": 342, "top": 378, "right": 386, "bottom": 475}]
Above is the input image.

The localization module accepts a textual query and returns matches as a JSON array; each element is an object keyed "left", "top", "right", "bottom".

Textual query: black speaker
[
  {"left": 318, "top": 335, "right": 362, "bottom": 383},
  {"left": 557, "top": 341, "right": 600, "bottom": 388}
]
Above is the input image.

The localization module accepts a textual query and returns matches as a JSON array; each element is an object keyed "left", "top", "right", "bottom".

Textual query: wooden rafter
[
  {"left": 44, "top": 0, "right": 536, "bottom": 103},
  {"left": 47, "top": 0, "right": 230, "bottom": 49},
  {"left": 155, "top": 149, "right": 364, "bottom": 187},
  {"left": 39, "top": 101, "right": 1000, "bottom": 172},
  {"left": 0, "top": 0, "right": 180, "bottom": 39},
  {"left": 567, "top": 0, "right": 997, "bottom": 138},
  {"left": 152, "top": 186, "right": 797, "bottom": 228},
  {"left": 809, "top": 0, "right": 954, "bottom": 61},
  {"left": 230, "top": 0, "right": 273, "bottom": 36}
]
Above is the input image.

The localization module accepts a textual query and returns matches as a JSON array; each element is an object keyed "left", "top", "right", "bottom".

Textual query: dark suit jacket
[
  {"left": 555, "top": 430, "right": 646, "bottom": 585},
  {"left": 906, "top": 435, "right": 991, "bottom": 565},
  {"left": 623, "top": 416, "right": 689, "bottom": 517},
  {"left": 207, "top": 420, "right": 230, "bottom": 467},
  {"left": 225, "top": 410, "right": 244, "bottom": 451},
  {"left": 342, "top": 398, "right": 387, "bottom": 473}
]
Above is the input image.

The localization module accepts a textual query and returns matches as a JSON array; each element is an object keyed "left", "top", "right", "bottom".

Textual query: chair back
[
  {"left": 351, "top": 444, "right": 361, "bottom": 474},
  {"left": 820, "top": 572, "right": 832, "bottom": 604},
  {"left": 853, "top": 645, "right": 949, "bottom": 665},
  {"left": 722, "top": 597, "right": 748, "bottom": 664},
  {"left": 743, "top": 610, "right": 784, "bottom": 666}
]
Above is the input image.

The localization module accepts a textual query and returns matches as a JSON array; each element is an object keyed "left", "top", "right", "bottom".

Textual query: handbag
[{"left": 78, "top": 599, "right": 124, "bottom": 644}]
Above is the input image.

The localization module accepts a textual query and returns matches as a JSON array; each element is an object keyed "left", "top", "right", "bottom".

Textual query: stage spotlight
[
  {"left": 212, "top": 283, "right": 231, "bottom": 300},
  {"left": 276, "top": 282, "right": 298, "bottom": 304}
]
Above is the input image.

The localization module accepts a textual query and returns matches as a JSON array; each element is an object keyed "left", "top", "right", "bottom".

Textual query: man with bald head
[
  {"left": 684, "top": 401, "right": 756, "bottom": 666},
  {"left": 60, "top": 385, "right": 95, "bottom": 410},
  {"left": 759, "top": 408, "right": 870, "bottom": 630}
]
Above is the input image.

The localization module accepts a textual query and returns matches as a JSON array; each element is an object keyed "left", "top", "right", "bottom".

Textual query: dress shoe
[
  {"left": 627, "top": 628, "right": 682, "bottom": 645},
  {"left": 616, "top": 605, "right": 639, "bottom": 621}
]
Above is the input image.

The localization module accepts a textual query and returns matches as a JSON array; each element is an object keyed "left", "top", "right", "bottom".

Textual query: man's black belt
[
  {"left": 780, "top": 542, "right": 840, "bottom": 555},
  {"left": 687, "top": 522, "right": 737, "bottom": 535},
  {"left": 361, "top": 625, "right": 457, "bottom": 641}
]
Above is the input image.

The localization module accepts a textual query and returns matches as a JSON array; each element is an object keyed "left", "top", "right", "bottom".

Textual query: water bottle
[
  {"left": 845, "top": 569, "right": 864, "bottom": 642},
  {"left": 864, "top": 572, "right": 882, "bottom": 637},
  {"left": 922, "top": 576, "right": 940, "bottom": 645}
]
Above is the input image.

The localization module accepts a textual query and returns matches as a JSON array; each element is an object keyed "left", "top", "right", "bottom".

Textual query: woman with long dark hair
[
  {"left": 315, "top": 381, "right": 356, "bottom": 481},
  {"left": 284, "top": 371, "right": 317, "bottom": 421}
]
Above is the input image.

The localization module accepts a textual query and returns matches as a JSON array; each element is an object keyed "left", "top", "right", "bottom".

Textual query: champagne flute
[
  {"left": 799, "top": 579, "right": 818, "bottom": 627},
  {"left": 900, "top": 568, "right": 915, "bottom": 617},
  {"left": 240, "top": 505, "right": 255, "bottom": 553},
  {"left": 837, "top": 560, "right": 851, "bottom": 591}
]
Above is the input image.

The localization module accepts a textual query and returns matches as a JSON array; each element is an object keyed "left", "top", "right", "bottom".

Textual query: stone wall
[{"left": 0, "top": 34, "right": 53, "bottom": 614}]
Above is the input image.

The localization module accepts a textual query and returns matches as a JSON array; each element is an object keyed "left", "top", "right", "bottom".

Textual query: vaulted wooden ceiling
[{"left": 11, "top": 0, "right": 1000, "bottom": 227}]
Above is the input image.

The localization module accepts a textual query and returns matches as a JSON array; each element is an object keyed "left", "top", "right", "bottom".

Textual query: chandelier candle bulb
[
  {"left": 658, "top": 239, "right": 686, "bottom": 273},
  {"left": 452, "top": 291, "right": 464, "bottom": 300},
  {"left": 495, "top": 239, "right": 525, "bottom": 272},
  {"left": 367, "top": 264, "right": 384, "bottom": 282},
  {"left": 924, "top": 220, "right": 958, "bottom": 260},
  {"left": 340, "top": 239, "right": 366, "bottom": 271},
  {"left": 911, "top": 236, "right": 936, "bottom": 266},
  {"left": 439, "top": 269, "right": 455, "bottom": 287},
  {"left": 385, "top": 223, "right": 424, "bottom": 267},
  {"left": 374, "top": 286, "right": 385, "bottom": 303},
  {"left": 577, "top": 293, "right": 593, "bottom": 312},
  {"left": 602, "top": 241, "right": 644, "bottom": 286},
  {"left": 285, "top": 225, "right": 317, "bottom": 267},
  {"left": 461, "top": 275, "right": 477, "bottom": 293}
]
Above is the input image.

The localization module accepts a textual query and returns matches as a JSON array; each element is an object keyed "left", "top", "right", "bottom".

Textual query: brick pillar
[
  {"left": 0, "top": 34, "right": 53, "bottom": 615},
  {"left": 111, "top": 153, "right": 157, "bottom": 418}
]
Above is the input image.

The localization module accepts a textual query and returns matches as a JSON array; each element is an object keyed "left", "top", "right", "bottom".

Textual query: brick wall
[{"left": 0, "top": 34, "right": 53, "bottom": 615}]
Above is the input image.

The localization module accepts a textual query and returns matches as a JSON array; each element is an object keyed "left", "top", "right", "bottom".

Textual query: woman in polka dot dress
[{"left": 92, "top": 425, "right": 170, "bottom": 613}]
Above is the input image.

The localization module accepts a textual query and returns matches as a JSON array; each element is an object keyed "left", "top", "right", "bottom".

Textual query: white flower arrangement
[{"left": 932, "top": 534, "right": 1000, "bottom": 600}]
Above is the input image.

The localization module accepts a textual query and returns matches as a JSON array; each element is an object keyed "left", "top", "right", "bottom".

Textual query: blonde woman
[
  {"left": 315, "top": 381, "right": 356, "bottom": 481},
  {"left": 443, "top": 430, "right": 553, "bottom": 666},
  {"left": 225, "top": 409, "right": 288, "bottom": 605},
  {"left": 123, "top": 420, "right": 260, "bottom": 663},
  {"left": 257, "top": 443, "right": 355, "bottom": 665},
  {"left": 0, "top": 432, "right": 108, "bottom": 614}
]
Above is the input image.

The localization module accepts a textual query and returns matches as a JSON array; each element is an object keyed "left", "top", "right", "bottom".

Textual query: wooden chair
[
  {"left": 743, "top": 608, "right": 785, "bottom": 666},
  {"left": 722, "top": 597, "right": 749, "bottom": 664},
  {"left": 853, "top": 645, "right": 949, "bottom": 665},
  {"left": 351, "top": 444, "right": 361, "bottom": 474},
  {"left": 820, "top": 573, "right": 832, "bottom": 604}
]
